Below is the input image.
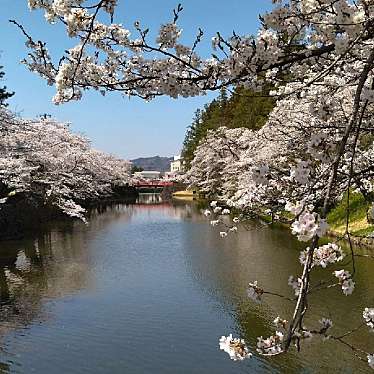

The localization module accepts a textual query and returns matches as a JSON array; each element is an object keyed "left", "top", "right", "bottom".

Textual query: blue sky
[{"left": 0, "top": 1, "right": 271, "bottom": 159}]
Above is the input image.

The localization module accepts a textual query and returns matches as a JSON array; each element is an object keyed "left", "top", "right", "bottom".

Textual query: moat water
[{"left": 0, "top": 194, "right": 373, "bottom": 373}]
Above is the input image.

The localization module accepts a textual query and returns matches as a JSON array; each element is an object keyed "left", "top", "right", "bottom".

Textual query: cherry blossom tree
[
  {"left": 189, "top": 84, "right": 374, "bottom": 365},
  {"left": 0, "top": 107, "right": 131, "bottom": 220},
  {"left": 10, "top": 0, "right": 374, "bottom": 369}
]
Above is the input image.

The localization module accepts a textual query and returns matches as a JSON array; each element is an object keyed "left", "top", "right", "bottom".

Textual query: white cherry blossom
[
  {"left": 219, "top": 334, "right": 252, "bottom": 361},
  {"left": 363, "top": 308, "right": 374, "bottom": 329},
  {"left": 333, "top": 270, "right": 355, "bottom": 296},
  {"left": 247, "top": 281, "right": 263, "bottom": 303}
]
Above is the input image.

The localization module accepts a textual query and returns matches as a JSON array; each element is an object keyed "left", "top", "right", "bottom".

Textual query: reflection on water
[
  {"left": 136, "top": 193, "right": 164, "bottom": 205},
  {"left": 0, "top": 194, "right": 373, "bottom": 373},
  {"left": 0, "top": 224, "right": 92, "bottom": 343}
]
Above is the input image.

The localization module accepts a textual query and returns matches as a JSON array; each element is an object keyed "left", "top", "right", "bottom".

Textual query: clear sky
[{"left": 0, "top": 1, "right": 271, "bottom": 159}]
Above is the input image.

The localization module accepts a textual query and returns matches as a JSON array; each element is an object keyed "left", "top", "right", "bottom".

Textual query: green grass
[{"left": 327, "top": 191, "right": 374, "bottom": 237}]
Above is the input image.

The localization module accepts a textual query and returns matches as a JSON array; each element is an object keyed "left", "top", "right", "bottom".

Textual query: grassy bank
[
  {"left": 327, "top": 192, "right": 374, "bottom": 237},
  {"left": 200, "top": 190, "right": 374, "bottom": 242}
]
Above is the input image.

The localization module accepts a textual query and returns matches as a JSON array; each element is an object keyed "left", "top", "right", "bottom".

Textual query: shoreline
[{"left": 0, "top": 189, "right": 139, "bottom": 240}]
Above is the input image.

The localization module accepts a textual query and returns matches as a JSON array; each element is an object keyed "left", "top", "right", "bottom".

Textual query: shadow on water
[{"left": 0, "top": 194, "right": 372, "bottom": 373}]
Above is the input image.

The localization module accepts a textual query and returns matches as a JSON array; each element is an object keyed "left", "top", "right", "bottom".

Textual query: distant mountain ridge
[{"left": 131, "top": 156, "right": 173, "bottom": 172}]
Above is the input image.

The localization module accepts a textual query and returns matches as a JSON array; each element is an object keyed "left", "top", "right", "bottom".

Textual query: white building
[
  {"left": 134, "top": 171, "right": 161, "bottom": 180},
  {"left": 170, "top": 155, "right": 184, "bottom": 173}
]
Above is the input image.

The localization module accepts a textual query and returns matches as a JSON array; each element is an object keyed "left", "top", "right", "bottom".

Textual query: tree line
[{"left": 0, "top": 64, "right": 133, "bottom": 235}]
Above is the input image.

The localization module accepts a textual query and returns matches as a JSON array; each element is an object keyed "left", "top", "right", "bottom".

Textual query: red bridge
[{"left": 134, "top": 180, "right": 174, "bottom": 188}]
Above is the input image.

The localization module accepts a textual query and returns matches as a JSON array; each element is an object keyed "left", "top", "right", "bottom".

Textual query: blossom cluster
[
  {"left": 247, "top": 281, "right": 263, "bottom": 303},
  {"left": 219, "top": 334, "right": 252, "bottom": 361},
  {"left": 363, "top": 308, "right": 374, "bottom": 330},
  {"left": 333, "top": 270, "right": 355, "bottom": 296},
  {"left": 299, "top": 243, "right": 345, "bottom": 268},
  {"left": 273, "top": 316, "right": 288, "bottom": 329},
  {"left": 369, "top": 354, "right": 374, "bottom": 369},
  {"left": 203, "top": 200, "right": 239, "bottom": 238},
  {"left": 291, "top": 211, "right": 329, "bottom": 242},
  {"left": 257, "top": 331, "right": 284, "bottom": 355}
]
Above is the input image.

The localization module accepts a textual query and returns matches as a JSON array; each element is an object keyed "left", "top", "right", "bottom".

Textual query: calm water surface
[{"left": 0, "top": 194, "right": 373, "bottom": 373}]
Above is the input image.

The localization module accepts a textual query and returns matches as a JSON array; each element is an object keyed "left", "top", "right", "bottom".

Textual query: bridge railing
[{"left": 133, "top": 180, "right": 174, "bottom": 187}]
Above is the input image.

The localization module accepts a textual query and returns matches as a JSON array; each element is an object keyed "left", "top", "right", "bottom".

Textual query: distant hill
[{"left": 131, "top": 156, "right": 173, "bottom": 172}]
